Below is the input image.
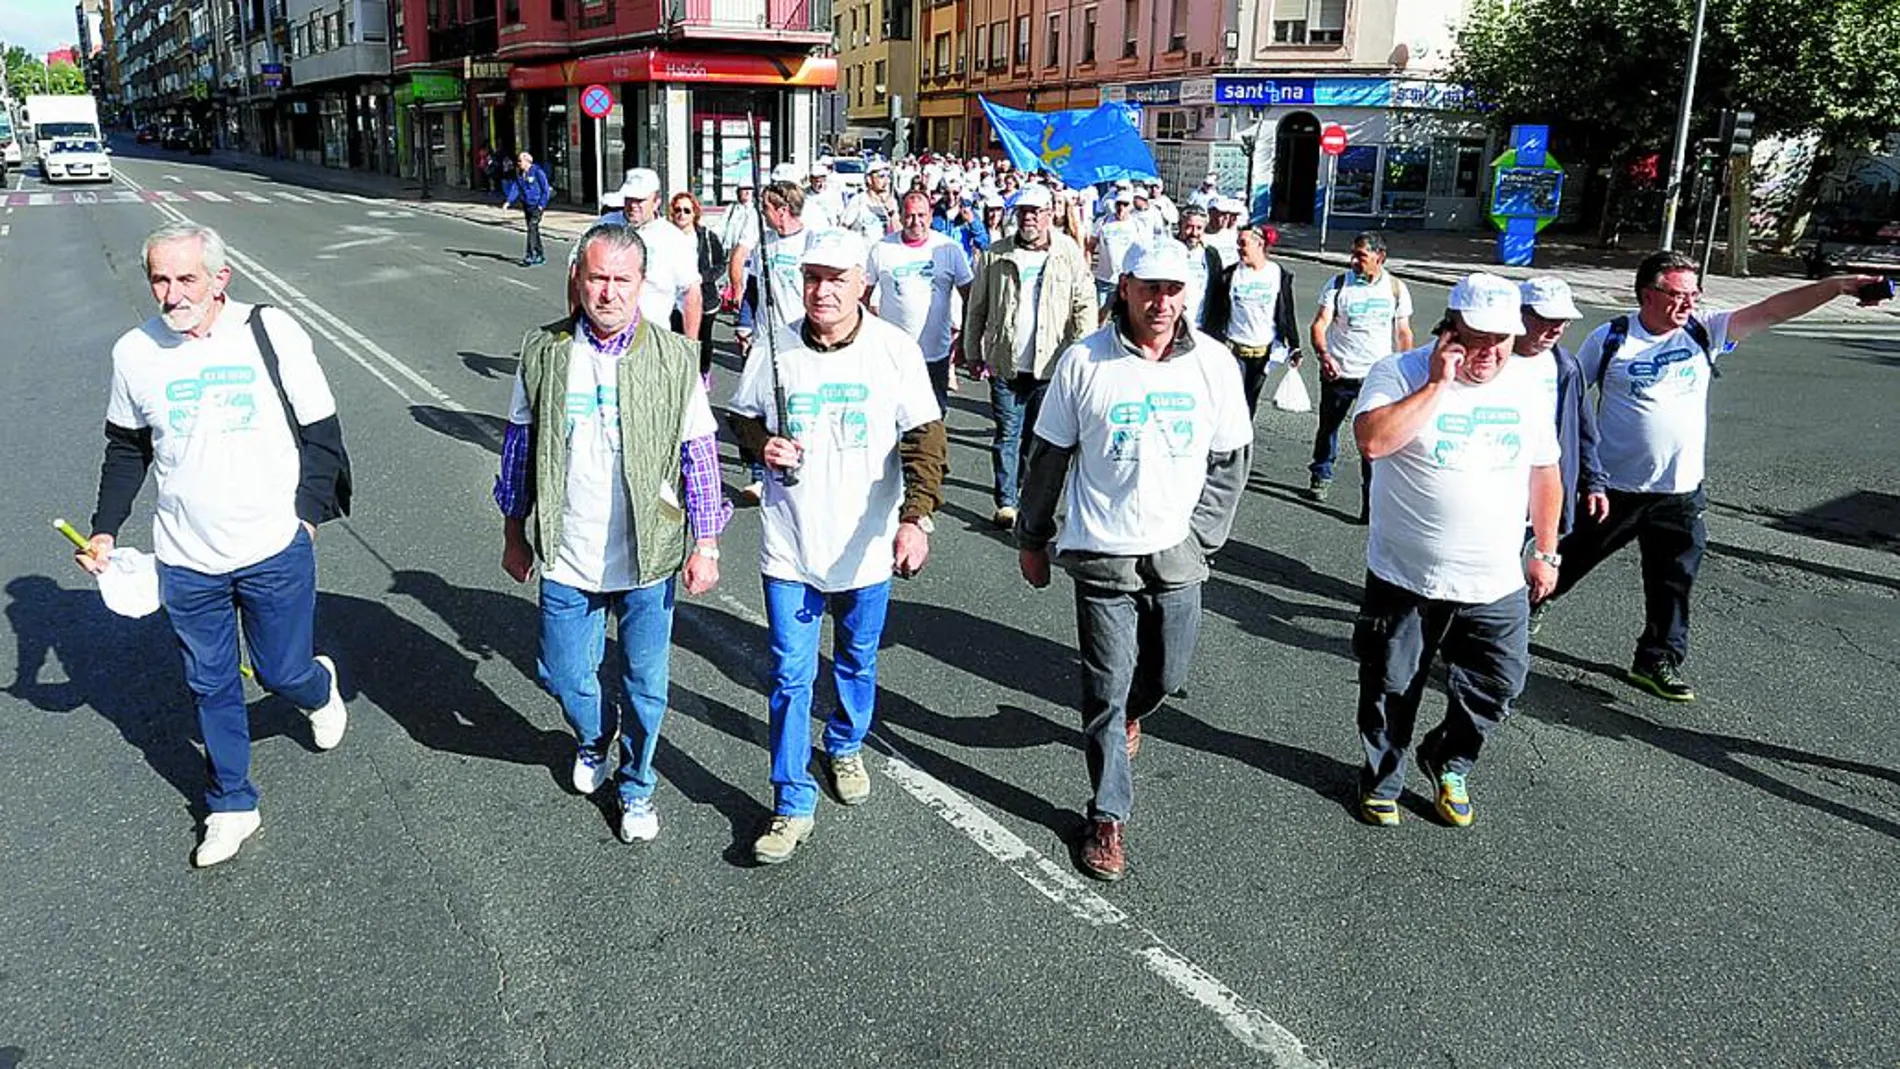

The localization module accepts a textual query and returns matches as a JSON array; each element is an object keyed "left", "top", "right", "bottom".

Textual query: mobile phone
[{"left": 1859, "top": 278, "right": 1897, "bottom": 303}]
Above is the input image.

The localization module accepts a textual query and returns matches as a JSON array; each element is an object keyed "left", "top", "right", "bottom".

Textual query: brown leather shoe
[
  {"left": 1125, "top": 717, "right": 1142, "bottom": 759},
  {"left": 1080, "top": 820, "right": 1126, "bottom": 881}
]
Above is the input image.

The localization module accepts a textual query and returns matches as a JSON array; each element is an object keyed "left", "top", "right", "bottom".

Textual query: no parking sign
[{"left": 580, "top": 84, "right": 614, "bottom": 120}]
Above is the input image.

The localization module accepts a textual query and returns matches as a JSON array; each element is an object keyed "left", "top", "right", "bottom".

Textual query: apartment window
[
  {"left": 393, "top": 0, "right": 404, "bottom": 47},
  {"left": 1272, "top": 0, "right": 1345, "bottom": 45},
  {"left": 935, "top": 31, "right": 951, "bottom": 75},
  {"left": 504, "top": 0, "right": 520, "bottom": 23},
  {"left": 875, "top": 59, "right": 886, "bottom": 101},
  {"left": 848, "top": 8, "right": 857, "bottom": 47},
  {"left": 989, "top": 21, "right": 1006, "bottom": 69},
  {"left": 551, "top": 0, "right": 565, "bottom": 21},
  {"left": 973, "top": 24, "right": 986, "bottom": 69},
  {"left": 1045, "top": 12, "right": 1060, "bottom": 67},
  {"left": 883, "top": 0, "right": 912, "bottom": 41},
  {"left": 1015, "top": 15, "right": 1029, "bottom": 66},
  {"left": 1121, "top": 0, "right": 1138, "bottom": 58},
  {"left": 1167, "top": 0, "right": 1186, "bottom": 50},
  {"left": 327, "top": 11, "right": 342, "bottom": 46},
  {"left": 1081, "top": 5, "right": 1096, "bottom": 63},
  {"left": 862, "top": 2, "right": 872, "bottom": 45}
]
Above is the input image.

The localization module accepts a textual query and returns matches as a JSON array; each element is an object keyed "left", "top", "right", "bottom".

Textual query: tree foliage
[
  {"left": 4, "top": 48, "right": 89, "bottom": 100},
  {"left": 1452, "top": 0, "right": 1900, "bottom": 155}
]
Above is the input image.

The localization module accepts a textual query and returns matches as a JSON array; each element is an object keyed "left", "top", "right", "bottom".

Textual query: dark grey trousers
[{"left": 1075, "top": 581, "right": 1202, "bottom": 823}]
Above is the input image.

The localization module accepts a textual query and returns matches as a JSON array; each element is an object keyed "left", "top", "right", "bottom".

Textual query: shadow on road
[
  {"left": 1525, "top": 648, "right": 1900, "bottom": 841},
  {"left": 1707, "top": 539, "right": 1900, "bottom": 595},
  {"left": 459, "top": 349, "right": 519, "bottom": 380},
  {"left": 4, "top": 576, "right": 204, "bottom": 809},
  {"left": 446, "top": 247, "right": 521, "bottom": 265},
  {"left": 411, "top": 404, "right": 506, "bottom": 455}
]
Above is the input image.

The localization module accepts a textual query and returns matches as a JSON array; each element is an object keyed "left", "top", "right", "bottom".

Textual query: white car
[
  {"left": 829, "top": 157, "right": 868, "bottom": 197},
  {"left": 43, "top": 138, "right": 112, "bottom": 183}
]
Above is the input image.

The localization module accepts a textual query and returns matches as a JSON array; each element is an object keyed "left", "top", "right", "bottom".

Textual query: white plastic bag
[
  {"left": 97, "top": 546, "right": 161, "bottom": 619},
  {"left": 1271, "top": 366, "right": 1313, "bottom": 413}
]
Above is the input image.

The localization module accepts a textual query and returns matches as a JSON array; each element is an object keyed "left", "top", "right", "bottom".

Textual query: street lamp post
[{"left": 1658, "top": 0, "right": 1709, "bottom": 251}]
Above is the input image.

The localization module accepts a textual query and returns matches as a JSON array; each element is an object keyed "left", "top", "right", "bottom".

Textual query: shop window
[
  {"left": 1154, "top": 110, "right": 1194, "bottom": 140},
  {"left": 1429, "top": 137, "right": 1488, "bottom": 199},
  {"left": 1331, "top": 145, "right": 1378, "bottom": 215},
  {"left": 1382, "top": 143, "right": 1431, "bottom": 215}
]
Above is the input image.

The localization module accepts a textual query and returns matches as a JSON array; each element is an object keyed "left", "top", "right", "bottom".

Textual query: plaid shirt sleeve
[
  {"left": 494, "top": 420, "right": 533, "bottom": 519},
  {"left": 681, "top": 434, "right": 731, "bottom": 541}
]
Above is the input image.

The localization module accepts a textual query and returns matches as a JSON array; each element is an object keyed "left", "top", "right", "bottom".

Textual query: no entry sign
[
  {"left": 1320, "top": 124, "right": 1349, "bottom": 156},
  {"left": 580, "top": 84, "right": 614, "bottom": 119}
]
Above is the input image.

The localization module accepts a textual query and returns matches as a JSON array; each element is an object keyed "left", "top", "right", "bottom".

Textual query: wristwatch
[
  {"left": 1530, "top": 549, "right": 1562, "bottom": 568},
  {"left": 902, "top": 514, "right": 936, "bottom": 535},
  {"left": 692, "top": 544, "right": 721, "bottom": 561}
]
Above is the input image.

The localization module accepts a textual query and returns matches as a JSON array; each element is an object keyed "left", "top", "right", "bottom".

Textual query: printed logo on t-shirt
[
  {"left": 565, "top": 385, "right": 620, "bottom": 445},
  {"left": 787, "top": 382, "right": 872, "bottom": 451},
  {"left": 1343, "top": 292, "right": 1395, "bottom": 325},
  {"left": 1430, "top": 406, "right": 1522, "bottom": 469},
  {"left": 1105, "top": 391, "right": 1199, "bottom": 462},
  {"left": 163, "top": 365, "right": 261, "bottom": 437},
  {"left": 1623, "top": 347, "right": 1702, "bottom": 399}
]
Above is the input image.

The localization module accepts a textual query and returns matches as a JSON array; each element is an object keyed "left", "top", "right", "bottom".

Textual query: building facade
[
  {"left": 393, "top": 0, "right": 838, "bottom": 208},
  {"left": 914, "top": 0, "right": 966, "bottom": 154},
  {"left": 281, "top": 0, "right": 396, "bottom": 172},
  {"left": 831, "top": 0, "right": 917, "bottom": 153}
]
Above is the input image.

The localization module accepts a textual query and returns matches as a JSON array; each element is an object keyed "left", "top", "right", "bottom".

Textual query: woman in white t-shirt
[{"left": 1208, "top": 226, "right": 1301, "bottom": 416}]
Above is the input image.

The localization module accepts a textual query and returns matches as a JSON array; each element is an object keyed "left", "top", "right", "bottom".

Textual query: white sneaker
[
  {"left": 194, "top": 809, "right": 262, "bottom": 868},
  {"left": 308, "top": 655, "right": 348, "bottom": 750},
  {"left": 618, "top": 796, "right": 659, "bottom": 843},
  {"left": 572, "top": 746, "right": 611, "bottom": 795}
]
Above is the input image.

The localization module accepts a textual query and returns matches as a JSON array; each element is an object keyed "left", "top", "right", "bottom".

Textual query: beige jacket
[{"left": 962, "top": 231, "right": 1096, "bottom": 381}]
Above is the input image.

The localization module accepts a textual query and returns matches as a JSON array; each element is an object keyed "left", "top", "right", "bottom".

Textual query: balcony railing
[
  {"left": 428, "top": 16, "right": 498, "bottom": 60},
  {"left": 674, "top": 0, "right": 830, "bottom": 34}
]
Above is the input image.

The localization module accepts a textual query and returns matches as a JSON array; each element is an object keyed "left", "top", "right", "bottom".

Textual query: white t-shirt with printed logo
[
  {"left": 1575, "top": 310, "right": 1732, "bottom": 494},
  {"left": 1515, "top": 347, "right": 1561, "bottom": 427},
  {"left": 750, "top": 227, "right": 813, "bottom": 338},
  {"left": 1094, "top": 218, "right": 1149, "bottom": 282},
  {"left": 864, "top": 231, "right": 974, "bottom": 363},
  {"left": 1225, "top": 262, "right": 1285, "bottom": 350},
  {"left": 105, "top": 300, "right": 337, "bottom": 574},
  {"left": 1033, "top": 326, "right": 1254, "bottom": 557},
  {"left": 1320, "top": 271, "right": 1414, "bottom": 378},
  {"left": 728, "top": 313, "right": 941, "bottom": 593},
  {"left": 1012, "top": 248, "right": 1051, "bottom": 374},
  {"left": 1353, "top": 347, "right": 1561, "bottom": 604},
  {"left": 1184, "top": 244, "right": 1213, "bottom": 330},
  {"left": 506, "top": 330, "right": 719, "bottom": 592}
]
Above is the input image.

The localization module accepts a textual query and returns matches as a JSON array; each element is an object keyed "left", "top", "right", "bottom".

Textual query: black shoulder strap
[
  {"left": 1592, "top": 315, "right": 1631, "bottom": 392},
  {"left": 1685, "top": 315, "right": 1721, "bottom": 378},
  {"left": 248, "top": 305, "right": 301, "bottom": 439}
]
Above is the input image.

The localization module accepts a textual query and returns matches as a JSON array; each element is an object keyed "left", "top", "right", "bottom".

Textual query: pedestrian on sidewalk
[
  {"left": 1016, "top": 240, "right": 1254, "bottom": 881},
  {"left": 1534, "top": 251, "right": 1893, "bottom": 702},
  {"left": 1512, "top": 277, "right": 1606, "bottom": 545},
  {"left": 496, "top": 223, "right": 728, "bottom": 845},
  {"left": 502, "top": 150, "right": 552, "bottom": 266},
  {"left": 866, "top": 190, "right": 975, "bottom": 414},
  {"left": 723, "top": 229, "right": 947, "bottom": 866},
  {"left": 1350, "top": 273, "right": 1561, "bottom": 830},
  {"left": 1306, "top": 231, "right": 1414, "bottom": 521},
  {"left": 1210, "top": 225, "right": 1300, "bottom": 417},
  {"left": 80, "top": 221, "right": 354, "bottom": 868},
  {"left": 963, "top": 183, "right": 1096, "bottom": 529}
]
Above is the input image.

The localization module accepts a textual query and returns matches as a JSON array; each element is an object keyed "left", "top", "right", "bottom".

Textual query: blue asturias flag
[{"left": 978, "top": 96, "right": 1160, "bottom": 188}]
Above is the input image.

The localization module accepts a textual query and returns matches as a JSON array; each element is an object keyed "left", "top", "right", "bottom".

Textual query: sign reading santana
[{"left": 1211, "top": 77, "right": 1479, "bottom": 111}]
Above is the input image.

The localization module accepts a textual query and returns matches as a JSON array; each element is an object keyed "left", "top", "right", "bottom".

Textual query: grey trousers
[
  {"left": 1075, "top": 581, "right": 1202, "bottom": 823},
  {"left": 1354, "top": 573, "right": 1530, "bottom": 800}
]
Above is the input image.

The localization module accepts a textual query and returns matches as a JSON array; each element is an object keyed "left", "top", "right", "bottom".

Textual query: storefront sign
[
  {"left": 408, "top": 72, "right": 463, "bottom": 104},
  {"left": 464, "top": 58, "right": 511, "bottom": 81},
  {"left": 1213, "top": 77, "right": 1479, "bottom": 112},
  {"left": 260, "top": 62, "right": 284, "bottom": 88},
  {"left": 509, "top": 50, "right": 838, "bottom": 91},
  {"left": 1214, "top": 78, "right": 1315, "bottom": 107}
]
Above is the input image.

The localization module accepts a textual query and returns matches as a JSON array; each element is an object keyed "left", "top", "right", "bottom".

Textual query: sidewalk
[
  {"left": 1265, "top": 223, "right": 1898, "bottom": 323},
  {"left": 199, "top": 146, "right": 605, "bottom": 241}
]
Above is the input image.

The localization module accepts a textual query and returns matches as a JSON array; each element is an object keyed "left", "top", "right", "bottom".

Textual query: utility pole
[{"left": 1658, "top": 0, "right": 1709, "bottom": 251}]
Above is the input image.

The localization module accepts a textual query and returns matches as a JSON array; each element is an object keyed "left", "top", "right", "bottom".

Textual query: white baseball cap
[
  {"left": 1113, "top": 191, "right": 1134, "bottom": 205},
  {"left": 1449, "top": 273, "right": 1528, "bottom": 335},
  {"left": 1520, "top": 276, "right": 1583, "bottom": 320},
  {"left": 1202, "top": 171, "right": 1218, "bottom": 186},
  {"left": 770, "top": 162, "right": 804, "bottom": 184},
  {"left": 810, "top": 159, "right": 832, "bottom": 176},
  {"left": 799, "top": 228, "right": 868, "bottom": 271},
  {"left": 619, "top": 167, "right": 660, "bottom": 200},
  {"left": 1217, "top": 196, "right": 1246, "bottom": 215},
  {"left": 868, "top": 159, "right": 891, "bottom": 174},
  {"left": 1014, "top": 184, "right": 1053, "bottom": 211},
  {"left": 1124, "top": 240, "right": 1194, "bottom": 284},
  {"left": 599, "top": 186, "right": 627, "bottom": 208}
]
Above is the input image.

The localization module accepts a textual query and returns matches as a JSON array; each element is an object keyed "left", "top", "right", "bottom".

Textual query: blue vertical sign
[{"left": 1498, "top": 124, "right": 1550, "bottom": 267}]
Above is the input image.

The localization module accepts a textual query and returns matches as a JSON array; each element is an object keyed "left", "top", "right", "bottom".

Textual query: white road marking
[
  {"left": 154, "top": 190, "right": 185, "bottom": 202},
  {"left": 305, "top": 191, "right": 347, "bottom": 204},
  {"left": 502, "top": 276, "right": 536, "bottom": 290},
  {"left": 163, "top": 174, "right": 181, "bottom": 183},
  {"left": 1, "top": 224, "right": 9, "bottom": 237},
  {"left": 196, "top": 190, "right": 231, "bottom": 202},
  {"left": 235, "top": 190, "right": 271, "bottom": 203},
  {"left": 27, "top": 193, "right": 52, "bottom": 206},
  {"left": 698, "top": 591, "right": 1330, "bottom": 1066},
  {"left": 273, "top": 191, "right": 312, "bottom": 203}
]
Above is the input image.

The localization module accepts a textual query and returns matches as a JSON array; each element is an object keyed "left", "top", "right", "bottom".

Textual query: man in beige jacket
[{"left": 963, "top": 183, "right": 1096, "bottom": 528}]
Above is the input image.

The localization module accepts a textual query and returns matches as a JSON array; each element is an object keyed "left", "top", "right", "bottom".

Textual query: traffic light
[{"left": 1718, "top": 108, "right": 1756, "bottom": 157}]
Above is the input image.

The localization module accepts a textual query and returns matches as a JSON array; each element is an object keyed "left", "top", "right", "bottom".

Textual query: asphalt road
[{"left": 2, "top": 144, "right": 1897, "bottom": 1069}]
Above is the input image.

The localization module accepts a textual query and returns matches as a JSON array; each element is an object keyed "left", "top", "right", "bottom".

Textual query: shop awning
[{"left": 508, "top": 50, "right": 837, "bottom": 92}]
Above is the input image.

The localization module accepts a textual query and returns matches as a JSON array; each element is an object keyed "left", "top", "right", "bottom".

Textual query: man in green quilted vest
[
  {"left": 495, "top": 223, "right": 730, "bottom": 846},
  {"left": 726, "top": 228, "right": 949, "bottom": 865}
]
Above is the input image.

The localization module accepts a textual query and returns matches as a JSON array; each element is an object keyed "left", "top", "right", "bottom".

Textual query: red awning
[{"left": 509, "top": 50, "right": 837, "bottom": 91}]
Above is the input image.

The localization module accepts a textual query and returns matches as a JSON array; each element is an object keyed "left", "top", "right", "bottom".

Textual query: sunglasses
[{"left": 671, "top": 205, "right": 696, "bottom": 216}]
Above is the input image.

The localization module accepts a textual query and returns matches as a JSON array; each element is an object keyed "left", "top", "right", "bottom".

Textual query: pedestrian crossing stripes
[{"left": 0, "top": 188, "right": 389, "bottom": 208}]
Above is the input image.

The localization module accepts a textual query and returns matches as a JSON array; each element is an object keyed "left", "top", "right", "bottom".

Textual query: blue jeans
[
  {"left": 538, "top": 577, "right": 676, "bottom": 806},
  {"left": 762, "top": 577, "right": 891, "bottom": 816},
  {"left": 158, "top": 528, "right": 332, "bottom": 813},
  {"left": 1353, "top": 573, "right": 1530, "bottom": 799},
  {"left": 989, "top": 373, "right": 1048, "bottom": 509},
  {"left": 1075, "top": 581, "right": 1202, "bottom": 823}
]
